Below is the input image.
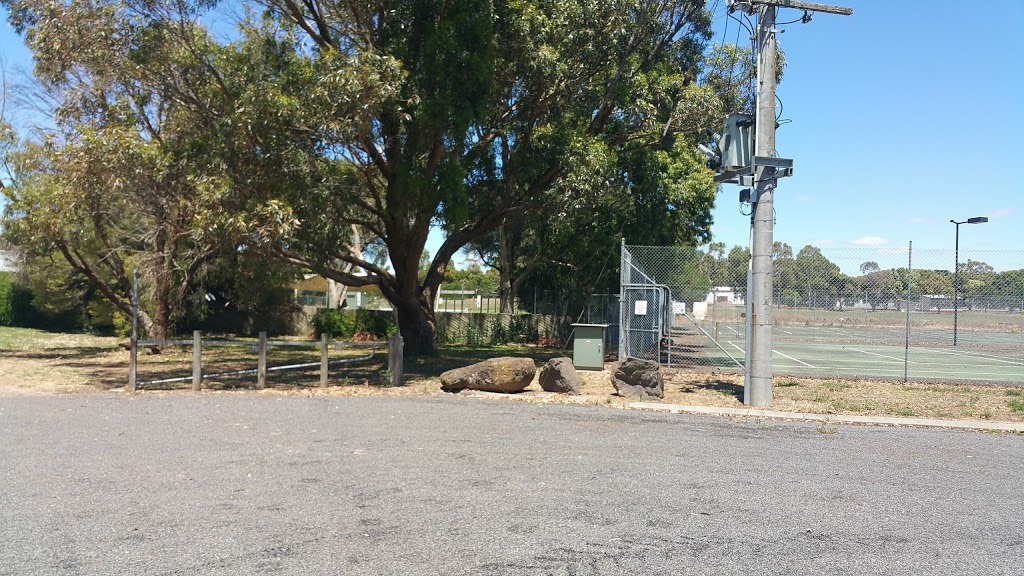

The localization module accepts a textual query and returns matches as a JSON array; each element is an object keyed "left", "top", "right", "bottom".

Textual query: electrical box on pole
[{"left": 719, "top": 113, "right": 755, "bottom": 171}]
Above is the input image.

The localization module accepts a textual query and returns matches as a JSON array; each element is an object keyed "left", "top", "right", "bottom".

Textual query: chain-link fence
[
  {"left": 435, "top": 313, "right": 566, "bottom": 346},
  {"left": 621, "top": 244, "right": 745, "bottom": 372},
  {"left": 621, "top": 243, "right": 1024, "bottom": 385}
]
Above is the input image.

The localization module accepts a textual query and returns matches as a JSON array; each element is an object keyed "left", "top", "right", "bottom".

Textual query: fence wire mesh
[{"left": 621, "top": 243, "right": 1024, "bottom": 385}]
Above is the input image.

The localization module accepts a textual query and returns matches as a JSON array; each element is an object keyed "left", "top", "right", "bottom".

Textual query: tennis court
[{"left": 697, "top": 322, "right": 1024, "bottom": 385}]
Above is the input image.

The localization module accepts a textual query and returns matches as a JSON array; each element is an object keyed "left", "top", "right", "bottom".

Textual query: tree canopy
[{"left": 2, "top": 0, "right": 729, "bottom": 352}]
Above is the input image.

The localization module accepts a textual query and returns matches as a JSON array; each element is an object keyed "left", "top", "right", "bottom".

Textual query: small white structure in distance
[
  {"left": 705, "top": 287, "right": 744, "bottom": 306},
  {"left": 692, "top": 301, "right": 708, "bottom": 321}
]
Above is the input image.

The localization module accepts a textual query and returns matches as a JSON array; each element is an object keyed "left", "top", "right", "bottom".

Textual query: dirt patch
[{"left": 2, "top": 328, "right": 1022, "bottom": 424}]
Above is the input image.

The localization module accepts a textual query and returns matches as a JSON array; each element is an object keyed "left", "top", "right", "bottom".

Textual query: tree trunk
[
  {"left": 395, "top": 294, "right": 438, "bottom": 356},
  {"left": 498, "top": 224, "right": 514, "bottom": 313},
  {"left": 151, "top": 273, "right": 171, "bottom": 341},
  {"left": 327, "top": 278, "right": 350, "bottom": 309}
]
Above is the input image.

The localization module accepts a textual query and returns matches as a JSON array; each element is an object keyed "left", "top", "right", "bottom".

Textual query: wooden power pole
[{"left": 732, "top": 0, "right": 851, "bottom": 406}]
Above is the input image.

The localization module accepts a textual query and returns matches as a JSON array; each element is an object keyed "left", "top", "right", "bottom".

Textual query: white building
[{"left": 705, "top": 286, "right": 744, "bottom": 306}]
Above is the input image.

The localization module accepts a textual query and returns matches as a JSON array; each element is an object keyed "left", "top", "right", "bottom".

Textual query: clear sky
[
  {"left": 3, "top": 0, "right": 1022, "bottom": 269},
  {"left": 704, "top": 0, "right": 1024, "bottom": 257}
]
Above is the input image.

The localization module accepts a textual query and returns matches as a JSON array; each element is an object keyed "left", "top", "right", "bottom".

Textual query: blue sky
[
  {"left": 704, "top": 0, "right": 1024, "bottom": 256},
  {"left": 3, "top": 0, "right": 1022, "bottom": 268}
]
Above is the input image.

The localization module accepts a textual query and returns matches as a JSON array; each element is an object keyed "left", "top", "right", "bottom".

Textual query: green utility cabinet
[{"left": 571, "top": 324, "right": 608, "bottom": 370}]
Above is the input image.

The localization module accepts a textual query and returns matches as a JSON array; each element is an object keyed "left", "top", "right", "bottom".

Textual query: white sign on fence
[
  {"left": 634, "top": 300, "right": 648, "bottom": 315},
  {"left": 692, "top": 301, "right": 708, "bottom": 321}
]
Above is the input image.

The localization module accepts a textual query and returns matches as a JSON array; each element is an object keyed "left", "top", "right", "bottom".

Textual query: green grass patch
[
  {"left": 776, "top": 380, "right": 801, "bottom": 388},
  {"left": 0, "top": 326, "right": 118, "bottom": 351},
  {"left": 1008, "top": 399, "right": 1024, "bottom": 414},
  {"left": 1005, "top": 388, "right": 1024, "bottom": 397}
]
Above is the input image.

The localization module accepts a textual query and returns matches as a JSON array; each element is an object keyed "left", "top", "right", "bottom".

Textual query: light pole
[{"left": 950, "top": 217, "right": 988, "bottom": 346}]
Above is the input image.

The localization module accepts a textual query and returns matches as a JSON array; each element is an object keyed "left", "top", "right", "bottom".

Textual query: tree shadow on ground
[
  {"left": 3, "top": 338, "right": 565, "bottom": 393},
  {"left": 674, "top": 378, "right": 744, "bottom": 402},
  {"left": 0, "top": 347, "right": 120, "bottom": 362}
]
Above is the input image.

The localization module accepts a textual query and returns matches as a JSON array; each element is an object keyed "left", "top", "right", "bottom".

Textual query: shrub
[
  {"left": 0, "top": 272, "right": 38, "bottom": 327},
  {"left": 311, "top": 308, "right": 395, "bottom": 340}
]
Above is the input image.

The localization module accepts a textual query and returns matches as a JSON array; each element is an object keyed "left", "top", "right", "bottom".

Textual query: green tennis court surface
[{"left": 695, "top": 323, "right": 1024, "bottom": 385}]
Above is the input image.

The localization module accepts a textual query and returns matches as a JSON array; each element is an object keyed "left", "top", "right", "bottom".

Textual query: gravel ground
[{"left": 1, "top": 392, "right": 1022, "bottom": 575}]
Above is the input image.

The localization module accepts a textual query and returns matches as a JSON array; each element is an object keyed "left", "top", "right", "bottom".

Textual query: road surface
[{"left": 1, "top": 393, "right": 1021, "bottom": 575}]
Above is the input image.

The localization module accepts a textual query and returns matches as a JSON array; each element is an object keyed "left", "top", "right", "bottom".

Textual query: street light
[{"left": 950, "top": 217, "right": 988, "bottom": 346}]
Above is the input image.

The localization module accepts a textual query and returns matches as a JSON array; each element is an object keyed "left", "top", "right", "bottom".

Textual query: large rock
[
  {"left": 610, "top": 358, "right": 663, "bottom": 399},
  {"left": 440, "top": 357, "right": 536, "bottom": 393},
  {"left": 538, "top": 357, "right": 581, "bottom": 395}
]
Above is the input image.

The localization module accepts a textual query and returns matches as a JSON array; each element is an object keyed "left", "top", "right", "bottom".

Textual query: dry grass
[{"left": 1, "top": 327, "right": 1022, "bottom": 423}]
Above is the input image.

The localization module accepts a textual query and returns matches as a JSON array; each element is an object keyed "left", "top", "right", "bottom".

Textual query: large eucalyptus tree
[{"left": 3, "top": 0, "right": 720, "bottom": 353}]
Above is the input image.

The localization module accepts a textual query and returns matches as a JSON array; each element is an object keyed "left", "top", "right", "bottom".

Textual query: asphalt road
[{"left": 1, "top": 393, "right": 1022, "bottom": 575}]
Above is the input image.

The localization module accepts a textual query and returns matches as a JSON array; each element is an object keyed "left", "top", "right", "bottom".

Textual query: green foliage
[
  {"left": 780, "top": 289, "right": 801, "bottom": 308},
  {"left": 311, "top": 309, "right": 396, "bottom": 341},
  {"left": 725, "top": 246, "right": 751, "bottom": 297},
  {"left": 2, "top": 0, "right": 723, "bottom": 355},
  {"left": 181, "top": 251, "right": 302, "bottom": 336},
  {"left": 0, "top": 271, "right": 75, "bottom": 329},
  {"left": 463, "top": 321, "right": 486, "bottom": 347},
  {"left": 445, "top": 265, "right": 498, "bottom": 293},
  {"left": 312, "top": 308, "right": 356, "bottom": 339},
  {"left": 0, "top": 272, "right": 29, "bottom": 326},
  {"left": 487, "top": 315, "right": 540, "bottom": 345},
  {"left": 112, "top": 310, "right": 132, "bottom": 339}
]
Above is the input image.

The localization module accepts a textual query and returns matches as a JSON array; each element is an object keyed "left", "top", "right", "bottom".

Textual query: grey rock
[
  {"left": 611, "top": 358, "right": 663, "bottom": 399},
  {"left": 538, "top": 357, "right": 581, "bottom": 395},
  {"left": 440, "top": 357, "right": 536, "bottom": 393}
]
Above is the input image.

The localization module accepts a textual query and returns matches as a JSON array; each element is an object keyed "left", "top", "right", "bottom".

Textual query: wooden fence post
[
  {"left": 128, "top": 336, "right": 137, "bottom": 393},
  {"left": 388, "top": 335, "right": 404, "bottom": 387},
  {"left": 320, "top": 333, "right": 329, "bottom": 388},
  {"left": 257, "top": 331, "right": 267, "bottom": 389},
  {"left": 192, "top": 330, "right": 202, "bottom": 392}
]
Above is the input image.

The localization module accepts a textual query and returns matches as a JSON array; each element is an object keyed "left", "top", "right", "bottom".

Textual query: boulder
[
  {"left": 538, "top": 357, "right": 581, "bottom": 395},
  {"left": 440, "top": 357, "right": 536, "bottom": 393},
  {"left": 610, "top": 358, "right": 663, "bottom": 399}
]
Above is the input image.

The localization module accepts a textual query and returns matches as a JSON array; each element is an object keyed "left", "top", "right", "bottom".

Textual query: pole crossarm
[{"left": 736, "top": 0, "right": 852, "bottom": 16}]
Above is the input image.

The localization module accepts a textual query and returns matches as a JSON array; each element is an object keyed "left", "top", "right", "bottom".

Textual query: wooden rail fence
[{"left": 128, "top": 331, "right": 403, "bottom": 392}]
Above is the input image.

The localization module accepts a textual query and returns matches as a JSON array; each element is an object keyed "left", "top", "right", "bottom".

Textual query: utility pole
[
  {"left": 730, "top": 0, "right": 851, "bottom": 406},
  {"left": 747, "top": 4, "right": 778, "bottom": 407}
]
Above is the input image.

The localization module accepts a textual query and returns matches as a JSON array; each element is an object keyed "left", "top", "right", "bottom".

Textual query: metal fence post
[
  {"left": 257, "top": 332, "right": 268, "bottom": 389},
  {"left": 904, "top": 242, "right": 912, "bottom": 383},
  {"left": 192, "top": 330, "right": 202, "bottom": 391}
]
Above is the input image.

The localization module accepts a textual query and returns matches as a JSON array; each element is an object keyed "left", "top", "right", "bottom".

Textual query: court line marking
[
  {"left": 773, "top": 350, "right": 815, "bottom": 368},
  {"left": 847, "top": 347, "right": 913, "bottom": 363},
  {"left": 721, "top": 342, "right": 1019, "bottom": 379},
  {"left": 773, "top": 365, "right": 1021, "bottom": 378},
  {"left": 909, "top": 346, "right": 1024, "bottom": 367},
  {"left": 728, "top": 342, "right": 816, "bottom": 368},
  {"left": 727, "top": 326, "right": 742, "bottom": 336}
]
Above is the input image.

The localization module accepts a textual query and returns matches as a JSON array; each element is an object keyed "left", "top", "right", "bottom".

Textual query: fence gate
[{"left": 619, "top": 243, "right": 745, "bottom": 373}]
